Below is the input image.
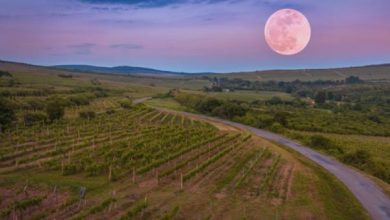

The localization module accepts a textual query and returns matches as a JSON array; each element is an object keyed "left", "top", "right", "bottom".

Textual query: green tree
[
  {"left": 0, "top": 98, "right": 16, "bottom": 132},
  {"left": 46, "top": 98, "right": 65, "bottom": 122},
  {"left": 273, "top": 112, "right": 289, "bottom": 127},
  {"left": 315, "top": 91, "right": 327, "bottom": 104},
  {"left": 23, "top": 112, "right": 48, "bottom": 126},
  {"left": 345, "top": 76, "right": 363, "bottom": 84}
]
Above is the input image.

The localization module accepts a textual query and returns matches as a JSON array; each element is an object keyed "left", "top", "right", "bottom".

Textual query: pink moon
[{"left": 264, "top": 9, "right": 311, "bottom": 55}]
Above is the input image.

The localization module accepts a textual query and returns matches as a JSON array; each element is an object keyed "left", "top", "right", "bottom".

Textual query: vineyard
[
  {"left": 0, "top": 61, "right": 372, "bottom": 219},
  {"left": 0, "top": 104, "right": 309, "bottom": 220}
]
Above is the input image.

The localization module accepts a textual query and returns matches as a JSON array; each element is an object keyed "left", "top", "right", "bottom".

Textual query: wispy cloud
[
  {"left": 80, "top": 0, "right": 234, "bottom": 8},
  {"left": 111, "top": 43, "right": 144, "bottom": 49},
  {"left": 68, "top": 43, "right": 97, "bottom": 55},
  {"left": 69, "top": 43, "right": 97, "bottom": 48}
]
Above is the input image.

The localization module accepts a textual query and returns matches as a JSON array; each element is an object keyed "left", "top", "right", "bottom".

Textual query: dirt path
[{"left": 158, "top": 108, "right": 390, "bottom": 220}]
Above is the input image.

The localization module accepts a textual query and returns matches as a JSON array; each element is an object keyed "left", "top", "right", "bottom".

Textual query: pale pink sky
[{"left": 0, "top": 0, "right": 389, "bottom": 72}]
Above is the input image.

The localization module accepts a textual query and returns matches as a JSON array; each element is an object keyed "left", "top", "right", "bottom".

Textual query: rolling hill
[
  {"left": 217, "top": 64, "right": 390, "bottom": 82},
  {"left": 52, "top": 64, "right": 191, "bottom": 76},
  {"left": 1, "top": 59, "right": 389, "bottom": 83}
]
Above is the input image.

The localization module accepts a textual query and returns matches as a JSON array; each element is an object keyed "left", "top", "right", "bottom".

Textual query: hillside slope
[{"left": 217, "top": 64, "right": 390, "bottom": 81}]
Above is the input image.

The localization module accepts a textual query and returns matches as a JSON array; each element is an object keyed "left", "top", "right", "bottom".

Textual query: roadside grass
[
  {"left": 181, "top": 89, "right": 294, "bottom": 102},
  {"left": 272, "top": 141, "right": 370, "bottom": 220},
  {"left": 286, "top": 130, "right": 390, "bottom": 185},
  {"left": 144, "top": 98, "right": 190, "bottom": 111},
  {"left": 0, "top": 170, "right": 108, "bottom": 194},
  {"left": 289, "top": 131, "right": 390, "bottom": 165}
]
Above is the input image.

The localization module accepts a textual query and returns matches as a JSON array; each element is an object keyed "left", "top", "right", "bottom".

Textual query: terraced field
[{"left": 0, "top": 106, "right": 368, "bottom": 219}]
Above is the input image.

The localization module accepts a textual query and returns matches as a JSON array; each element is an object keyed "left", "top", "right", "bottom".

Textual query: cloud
[
  {"left": 68, "top": 43, "right": 97, "bottom": 55},
  {"left": 69, "top": 43, "right": 97, "bottom": 48},
  {"left": 80, "top": 0, "right": 234, "bottom": 8},
  {"left": 111, "top": 43, "right": 144, "bottom": 49}
]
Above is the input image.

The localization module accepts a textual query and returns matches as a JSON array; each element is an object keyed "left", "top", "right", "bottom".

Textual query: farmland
[
  {"left": 0, "top": 61, "right": 371, "bottom": 219},
  {"left": 217, "top": 64, "right": 390, "bottom": 82},
  {"left": 0, "top": 107, "right": 368, "bottom": 219}
]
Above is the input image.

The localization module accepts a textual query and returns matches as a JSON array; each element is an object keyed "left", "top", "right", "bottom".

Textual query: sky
[{"left": 0, "top": 0, "right": 390, "bottom": 72}]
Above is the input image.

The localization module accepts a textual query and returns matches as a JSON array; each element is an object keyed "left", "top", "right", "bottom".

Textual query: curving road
[{"left": 160, "top": 108, "right": 390, "bottom": 220}]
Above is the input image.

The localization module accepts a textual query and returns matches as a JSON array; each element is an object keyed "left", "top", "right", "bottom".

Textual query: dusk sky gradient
[{"left": 1, "top": 0, "right": 390, "bottom": 72}]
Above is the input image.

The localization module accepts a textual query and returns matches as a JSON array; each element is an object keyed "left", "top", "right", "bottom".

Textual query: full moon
[{"left": 264, "top": 9, "right": 311, "bottom": 55}]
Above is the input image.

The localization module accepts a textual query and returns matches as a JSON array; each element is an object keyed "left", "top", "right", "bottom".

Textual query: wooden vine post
[
  {"left": 180, "top": 173, "right": 183, "bottom": 190},
  {"left": 132, "top": 167, "right": 136, "bottom": 184},
  {"left": 156, "top": 169, "right": 159, "bottom": 185},
  {"left": 61, "top": 160, "right": 64, "bottom": 175},
  {"left": 108, "top": 165, "right": 112, "bottom": 182}
]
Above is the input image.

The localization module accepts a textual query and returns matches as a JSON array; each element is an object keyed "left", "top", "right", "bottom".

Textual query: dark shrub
[
  {"left": 266, "top": 97, "right": 283, "bottom": 105},
  {"left": 345, "top": 76, "right": 363, "bottom": 84},
  {"left": 211, "top": 102, "right": 247, "bottom": 119},
  {"left": 342, "top": 150, "right": 371, "bottom": 167},
  {"left": 0, "top": 70, "right": 12, "bottom": 77},
  {"left": 26, "top": 99, "right": 46, "bottom": 111},
  {"left": 46, "top": 97, "right": 65, "bottom": 122},
  {"left": 310, "top": 135, "right": 332, "bottom": 148},
  {"left": 273, "top": 112, "right": 289, "bottom": 127},
  {"left": 79, "top": 111, "right": 96, "bottom": 120},
  {"left": 0, "top": 98, "right": 16, "bottom": 132},
  {"left": 315, "top": 91, "right": 327, "bottom": 104},
  {"left": 196, "top": 98, "right": 222, "bottom": 114},
  {"left": 68, "top": 95, "right": 90, "bottom": 106},
  {"left": 106, "top": 109, "right": 116, "bottom": 115},
  {"left": 23, "top": 112, "right": 48, "bottom": 126},
  {"left": 120, "top": 100, "right": 133, "bottom": 109},
  {"left": 63, "top": 164, "right": 78, "bottom": 175},
  {"left": 308, "top": 135, "right": 344, "bottom": 156}
]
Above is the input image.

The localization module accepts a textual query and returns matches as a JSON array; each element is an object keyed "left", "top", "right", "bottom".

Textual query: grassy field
[
  {"left": 290, "top": 131, "right": 390, "bottom": 165},
  {"left": 286, "top": 130, "right": 390, "bottom": 186},
  {"left": 181, "top": 89, "right": 294, "bottom": 102},
  {"left": 144, "top": 98, "right": 189, "bottom": 111},
  {"left": 217, "top": 64, "right": 390, "bottom": 82},
  {"left": 0, "top": 60, "right": 209, "bottom": 91}
]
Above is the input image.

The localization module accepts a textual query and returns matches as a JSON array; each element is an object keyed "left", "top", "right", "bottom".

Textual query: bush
[
  {"left": 0, "top": 70, "right": 12, "bottom": 77},
  {"left": 196, "top": 98, "right": 221, "bottom": 114},
  {"left": 269, "top": 122, "right": 284, "bottom": 133},
  {"left": 63, "top": 164, "right": 79, "bottom": 175},
  {"left": 119, "top": 100, "right": 133, "bottom": 109},
  {"left": 345, "top": 76, "right": 363, "bottom": 84},
  {"left": 308, "top": 135, "right": 344, "bottom": 156},
  {"left": 273, "top": 111, "right": 289, "bottom": 127},
  {"left": 23, "top": 112, "right": 48, "bottom": 126},
  {"left": 68, "top": 95, "right": 91, "bottom": 106},
  {"left": 266, "top": 97, "right": 283, "bottom": 105},
  {"left": 342, "top": 150, "right": 389, "bottom": 183},
  {"left": 106, "top": 109, "right": 116, "bottom": 115},
  {"left": 46, "top": 98, "right": 66, "bottom": 122},
  {"left": 342, "top": 150, "right": 371, "bottom": 167},
  {"left": 0, "top": 98, "right": 16, "bottom": 132},
  {"left": 79, "top": 111, "right": 96, "bottom": 120},
  {"left": 310, "top": 135, "right": 332, "bottom": 148},
  {"left": 86, "top": 164, "right": 105, "bottom": 176},
  {"left": 25, "top": 98, "right": 46, "bottom": 110},
  {"left": 211, "top": 102, "right": 247, "bottom": 119}
]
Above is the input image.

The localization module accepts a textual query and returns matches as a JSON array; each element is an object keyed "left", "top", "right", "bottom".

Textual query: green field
[
  {"left": 181, "top": 89, "right": 294, "bottom": 102},
  {"left": 0, "top": 107, "right": 369, "bottom": 219},
  {"left": 217, "top": 64, "right": 390, "bottom": 82},
  {"left": 0, "top": 61, "right": 372, "bottom": 219}
]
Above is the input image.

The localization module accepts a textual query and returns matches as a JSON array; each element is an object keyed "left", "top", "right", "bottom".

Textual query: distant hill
[
  {"left": 1, "top": 59, "right": 389, "bottom": 82},
  {"left": 52, "top": 65, "right": 191, "bottom": 76},
  {"left": 215, "top": 63, "right": 390, "bottom": 82}
]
